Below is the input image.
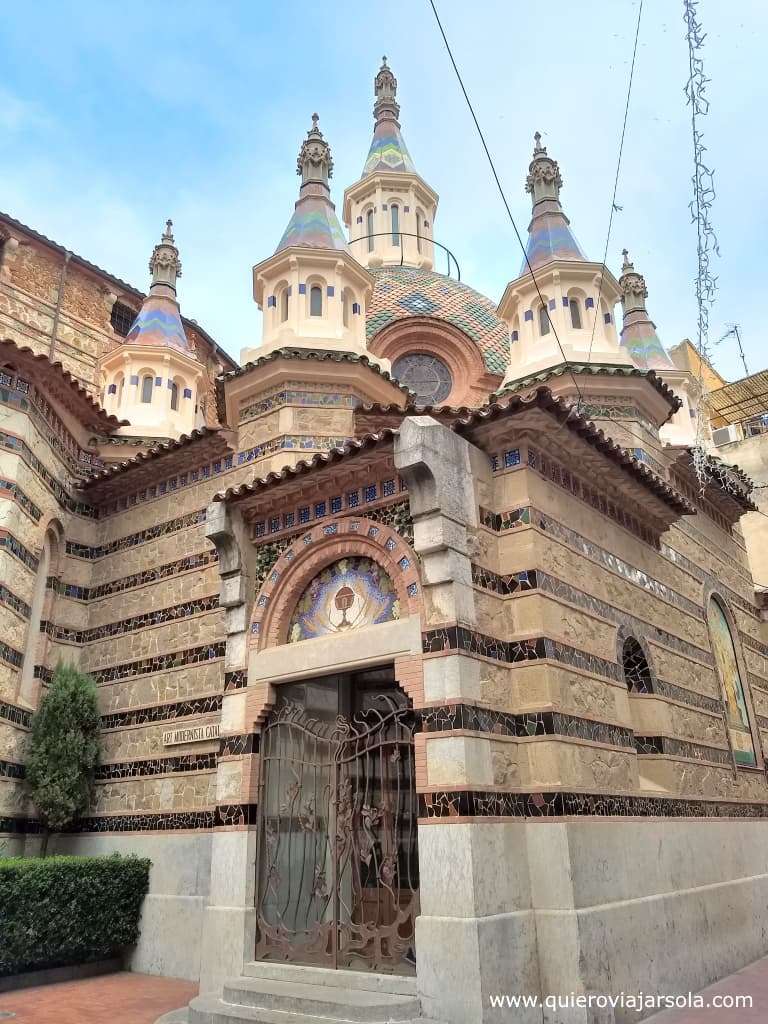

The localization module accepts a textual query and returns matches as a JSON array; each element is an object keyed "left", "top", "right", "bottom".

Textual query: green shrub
[{"left": 0, "top": 854, "right": 150, "bottom": 975}]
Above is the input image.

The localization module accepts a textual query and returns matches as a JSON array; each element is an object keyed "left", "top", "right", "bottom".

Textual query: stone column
[
  {"left": 199, "top": 500, "right": 258, "bottom": 993},
  {"left": 394, "top": 417, "right": 541, "bottom": 1024}
]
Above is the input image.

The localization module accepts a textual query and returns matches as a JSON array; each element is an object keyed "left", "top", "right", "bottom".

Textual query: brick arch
[
  {"left": 368, "top": 316, "right": 497, "bottom": 406},
  {"left": 251, "top": 516, "right": 422, "bottom": 652}
]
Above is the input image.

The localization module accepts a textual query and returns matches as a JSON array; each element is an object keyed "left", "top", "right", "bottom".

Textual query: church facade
[{"left": 2, "top": 60, "right": 768, "bottom": 1024}]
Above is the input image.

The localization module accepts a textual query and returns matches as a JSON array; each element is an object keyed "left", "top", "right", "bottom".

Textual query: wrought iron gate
[{"left": 255, "top": 673, "right": 419, "bottom": 973}]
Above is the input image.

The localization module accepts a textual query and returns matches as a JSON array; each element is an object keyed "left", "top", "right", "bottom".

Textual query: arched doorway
[{"left": 255, "top": 665, "right": 419, "bottom": 973}]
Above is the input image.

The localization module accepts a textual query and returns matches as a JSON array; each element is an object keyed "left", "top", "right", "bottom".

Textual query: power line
[
  {"left": 426, "top": 0, "right": 583, "bottom": 406},
  {"left": 585, "top": 0, "right": 644, "bottom": 374}
]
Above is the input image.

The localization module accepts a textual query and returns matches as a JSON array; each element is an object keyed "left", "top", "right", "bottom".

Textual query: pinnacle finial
[
  {"left": 162, "top": 219, "right": 174, "bottom": 243},
  {"left": 297, "top": 112, "right": 333, "bottom": 186},
  {"left": 311, "top": 112, "right": 319, "bottom": 126},
  {"left": 526, "top": 132, "right": 562, "bottom": 202},
  {"left": 374, "top": 55, "right": 400, "bottom": 126},
  {"left": 149, "top": 218, "right": 181, "bottom": 291},
  {"left": 533, "top": 131, "right": 545, "bottom": 155},
  {"left": 382, "top": 55, "right": 388, "bottom": 66}
]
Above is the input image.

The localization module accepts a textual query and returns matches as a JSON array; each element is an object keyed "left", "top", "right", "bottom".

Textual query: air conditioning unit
[{"left": 711, "top": 424, "right": 740, "bottom": 446}]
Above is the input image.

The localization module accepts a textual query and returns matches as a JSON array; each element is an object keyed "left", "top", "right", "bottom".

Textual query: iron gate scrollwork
[{"left": 255, "top": 678, "right": 419, "bottom": 973}]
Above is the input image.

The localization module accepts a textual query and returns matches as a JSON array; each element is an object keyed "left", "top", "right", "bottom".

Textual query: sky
[{"left": 0, "top": 0, "right": 765, "bottom": 382}]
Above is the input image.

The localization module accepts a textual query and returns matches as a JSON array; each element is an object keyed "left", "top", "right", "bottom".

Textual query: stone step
[
  {"left": 242, "top": 961, "right": 417, "bottom": 997},
  {"left": 221, "top": 975, "right": 420, "bottom": 1022},
  {"left": 189, "top": 991, "right": 428, "bottom": 1024}
]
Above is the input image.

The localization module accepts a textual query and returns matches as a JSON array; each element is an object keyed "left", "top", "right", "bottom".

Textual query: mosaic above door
[{"left": 288, "top": 557, "right": 400, "bottom": 643}]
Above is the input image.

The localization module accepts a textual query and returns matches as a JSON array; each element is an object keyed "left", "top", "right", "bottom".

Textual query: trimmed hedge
[{"left": 0, "top": 854, "right": 150, "bottom": 976}]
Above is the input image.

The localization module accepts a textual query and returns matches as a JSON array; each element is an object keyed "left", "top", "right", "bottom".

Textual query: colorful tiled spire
[
  {"left": 521, "top": 133, "right": 585, "bottom": 273},
  {"left": 276, "top": 114, "right": 349, "bottom": 253},
  {"left": 125, "top": 220, "right": 192, "bottom": 354},
  {"left": 362, "top": 57, "right": 416, "bottom": 176},
  {"left": 618, "top": 249, "right": 675, "bottom": 370}
]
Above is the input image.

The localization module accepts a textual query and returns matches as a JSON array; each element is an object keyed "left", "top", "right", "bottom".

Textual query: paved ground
[
  {"left": 0, "top": 972, "right": 196, "bottom": 1024},
  {"left": 644, "top": 954, "right": 768, "bottom": 1023}
]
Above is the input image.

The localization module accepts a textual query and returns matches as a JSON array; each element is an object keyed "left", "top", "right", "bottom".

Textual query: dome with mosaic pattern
[{"left": 366, "top": 267, "right": 509, "bottom": 376}]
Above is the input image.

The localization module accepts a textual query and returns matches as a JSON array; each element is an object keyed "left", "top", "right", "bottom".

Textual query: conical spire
[
  {"left": 125, "top": 220, "right": 192, "bottom": 354},
  {"left": 618, "top": 249, "right": 675, "bottom": 370},
  {"left": 362, "top": 57, "right": 416, "bottom": 176},
  {"left": 276, "top": 114, "right": 348, "bottom": 253},
  {"left": 521, "top": 133, "right": 585, "bottom": 273}
]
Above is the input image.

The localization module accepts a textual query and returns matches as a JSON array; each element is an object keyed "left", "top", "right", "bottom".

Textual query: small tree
[{"left": 26, "top": 664, "right": 100, "bottom": 856}]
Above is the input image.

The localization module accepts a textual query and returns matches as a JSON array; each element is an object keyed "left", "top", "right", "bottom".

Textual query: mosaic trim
[
  {"left": 632, "top": 447, "right": 668, "bottom": 478},
  {"left": 422, "top": 626, "right": 621, "bottom": 681},
  {"left": 420, "top": 704, "right": 633, "bottom": 748},
  {"left": 239, "top": 389, "right": 358, "bottom": 423},
  {"left": 0, "top": 639, "right": 22, "bottom": 670},
  {"left": 634, "top": 735, "right": 732, "bottom": 766},
  {"left": 91, "top": 642, "right": 225, "bottom": 685},
  {"left": 0, "top": 583, "right": 31, "bottom": 619},
  {"left": 0, "top": 429, "right": 96, "bottom": 518},
  {"left": 0, "top": 478, "right": 42, "bottom": 522},
  {"left": 48, "top": 549, "right": 219, "bottom": 603},
  {"left": 0, "top": 816, "right": 40, "bottom": 835},
  {"left": 650, "top": 677, "right": 723, "bottom": 714},
  {"left": 219, "top": 733, "right": 259, "bottom": 756},
  {"left": 0, "top": 373, "right": 103, "bottom": 478},
  {"left": 98, "top": 436, "right": 350, "bottom": 518},
  {"left": 0, "top": 759, "right": 25, "bottom": 780},
  {"left": 670, "top": 471, "right": 735, "bottom": 535},
  {"left": 471, "top": 564, "right": 713, "bottom": 667},
  {"left": 579, "top": 400, "right": 657, "bottom": 436},
  {"left": 61, "top": 806, "right": 257, "bottom": 833},
  {"left": 67, "top": 508, "right": 206, "bottom": 559},
  {"left": 252, "top": 484, "right": 407, "bottom": 541},
  {"left": 41, "top": 594, "right": 219, "bottom": 645},
  {"left": 224, "top": 670, "right": 248, "bottom": 692},
  {"left": 100, "top": 694, "right": 222, "bottom": 730},
  {"left": 0, "top": 530, "right": 39, "bottom": 572},
  {"left": 419, "top": 790, "right": 768, "bottom": 820},
  {"left": 95, "top": 753, "right": 217, "bottom": 780},
  {"left": 0, "top": 700, "right": 32, "bottom": 729}
]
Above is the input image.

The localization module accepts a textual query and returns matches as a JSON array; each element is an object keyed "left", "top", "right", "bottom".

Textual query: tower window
[
  {"left": 280, "top": 289, "right": 289, "bottom": 322},
  {"left": 111, "top": 301, "right": 137, "bottom": 337},
  {"left": 342, "top": 289, "right": 351, "bottom": 327},
  {"left": 621, "top": 637, "right": 653, "bottom": 693},
  {"left": 569, "top": 298, "right": 582, "bottom": 329},
  {"left": 170, "top": 381, "right": 179, "bottom": 411},
  {"left": 141, "top": 375, "right": 153, "bottom": 404},
  {"left": 391, "top": 204, "right": 400, "bottom": 246},
  {"left": 416, "top": 210, "right": 422, "bottom": 253},
  {"left": 310, "top": 285, "right": 323, "bottom": 317},
  {"left": 538, "top": 305, "right": 550, "bottom": 336},
  {"left": 366, "top": 209, "right": 374, "bottom": 252}
]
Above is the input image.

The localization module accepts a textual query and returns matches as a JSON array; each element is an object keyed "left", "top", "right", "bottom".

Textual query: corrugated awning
[{"left": 707, "top": 370, "right": 768, "bottom": 424}]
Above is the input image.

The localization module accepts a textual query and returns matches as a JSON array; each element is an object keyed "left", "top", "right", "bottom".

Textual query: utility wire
[
  {"left": 427, "top": 0, "right": 583, "bottom": 406},
  {"left": 585, "top": 0, "right": 644, "bottom": 375}
]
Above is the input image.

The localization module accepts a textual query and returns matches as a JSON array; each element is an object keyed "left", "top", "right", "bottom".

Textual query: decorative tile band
[
  {"left": 224, "top": 670, "right": 248, "bottom": 692},
  {"left": 634, "top": 735, "right": 732, "bottom": 766},
  {"left": 0, "top": 700, "right": 32, "bottom": 729},
  {"left": 0, "top": 478, "right": 42, "bottom": 522},
  {"left": 95, "top": 753, "right": 217, "bottom": 780},
  {"left": 219, "top": 733, "right": 259, "bottom": 756},
  {"left": 91, "top": 642, "right": 225, "bottom": 686},
  {"left": 0, "top": 759, "right": 25, "bottom": 779},
  {"left": 239, "top": 389, "right": 358, "bottom": 423},
  {"left": 100, "top": 693, "right": 222, "bottom": 731},
  {"left": 0, "top": 639, "right": 22, "bottom": 670},
  {"left": 0, "top": 583, "right": 31, "bottom": 619},
  {"left": 419, "top": 790, "right": 768, "bottom": 820},
  {"left": 62, "top": 804, "right": 258, "bottom": 833},
  {"left": 651, "top": 678, "right": 723, "bottom": 715},
  {"left": 0, "top": 816, "right": 40, "bottom": 835},
  {"left": 48, "top": 549, "right": 219, "bottom": 603},
  {"left": 0, "top": 530, "right": 38, "bottom": 572},
  {"left": 42, "top": 594, "right": 219, "bottom": 644},
  {"left": 420, "top": 704, "right": 633, "bottom": 748},
  {"left": 67, "top": 508, "right": 207, "bottom": 560},
  {"left": 253, "top": 486, "right": 407, "bottom": 542},
  {"left": 0, "top": 429, "right": 96, "bottom": 518}
]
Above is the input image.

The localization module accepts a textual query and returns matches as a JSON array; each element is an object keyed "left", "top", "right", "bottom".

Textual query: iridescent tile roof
[
  {"left": 366, "top": 266, "right": 509, "bottom": 375},
  {"left": 363, "top": 121, "right": 416, "bottom": 176},
  {"left": 620, "top": 322, "right": 675, "bottom": 371},
  {"left": 521, "top": 211, "right": 586, "bottom": 273},
  {"left": 125, "top": 295, "right": 192, "bottom": 354},
  {"left": 276, "top": 194, "right": 349, "bottom": 253}
]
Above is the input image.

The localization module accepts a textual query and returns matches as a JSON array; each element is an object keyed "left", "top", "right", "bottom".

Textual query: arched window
[
  {"left": 342, "top": 289, "right": 351, "bottom": 328},
  {"left": 569, "top": 298, "right": 582, "bottom": 329},
  {"left": 621, "top": 637, "right": 653, "bottom": 693},
  {"left": 170, "top": 380, "right": 179, "bottom": 411},
  {"left": 391, "top": 204, "right": 400, "bottom": 246},
  {"left": 309, "top": 285, "right": 323, "bottom": 317},
  {"left": 280, "top": 288, "right": 289, "bottom": 322},
  {"left": 416, "top": 209, "right": 423, "bottom": 253},
  {"left": 116, "top": 374, "right": 124, "bottom": 405},
  {"left": 707, "top": 596, "right": 757, "bottom": 765},
  {"left": 141, "top": 374, "right": 153, "bottom": 403},
  {"left": 538, "top": 304, "right": 550, "bottom": 336},
  {"left": 19, "top": 526, "right": 59, "bottom": 707},
  {"left": 366, "top": 209, "right": 374, "bottom": 252}
]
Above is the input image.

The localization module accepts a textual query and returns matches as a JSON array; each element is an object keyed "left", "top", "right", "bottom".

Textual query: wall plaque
[{"left": 162, "top": 722, "right": 220, "bottom": 746}]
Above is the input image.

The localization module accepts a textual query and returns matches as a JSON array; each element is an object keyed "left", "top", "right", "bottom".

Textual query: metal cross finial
[
  {"left": 311, "top": 112, "right": 319, "bottom": 126},
  {"left": 162, "top": 219, "right": 174, "bottom": 242},
  {"left": 382, "top": 55, "right": 388, "bottom": 65},
  {"left": 622, "top": 247, "right": 628, "bottom": 258}
]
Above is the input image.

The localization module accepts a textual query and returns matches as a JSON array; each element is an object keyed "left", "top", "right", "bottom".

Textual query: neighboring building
[{"left": 1, "top": 59, "right": 768, "bottom": 1024}]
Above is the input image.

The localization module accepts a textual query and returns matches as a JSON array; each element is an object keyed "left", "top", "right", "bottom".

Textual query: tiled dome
[{"left": 366, "top": 266, "right": 509, "bottom": 376}]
